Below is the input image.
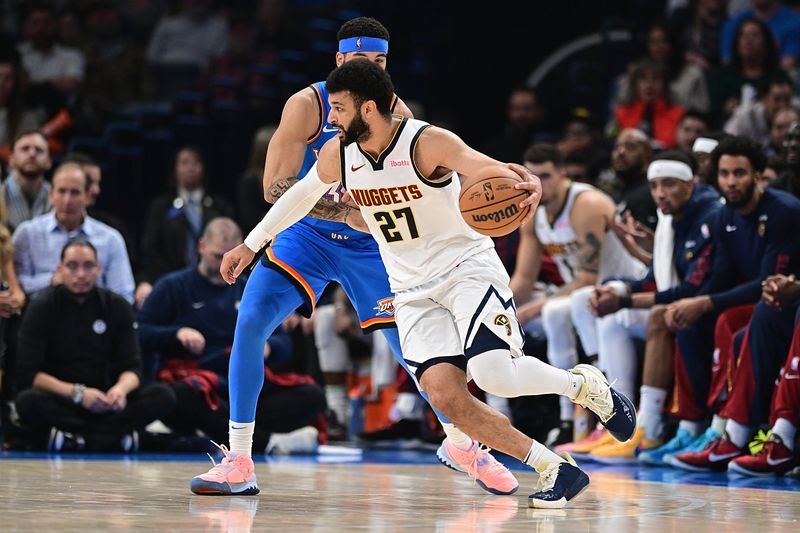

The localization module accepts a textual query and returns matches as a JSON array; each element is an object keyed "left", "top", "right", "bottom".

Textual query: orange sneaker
[
  {"left": 190, "top": 442, "right": 260, "bottom": 495},
  {"left": 559, "top": 427, "right": 613, "bottom": 460},
  {"left": 437, "top": 438, "right": 519, "bottom": 495}
]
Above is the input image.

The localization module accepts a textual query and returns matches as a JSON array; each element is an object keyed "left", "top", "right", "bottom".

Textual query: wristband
[{"left": 618, "top": 295, "right": 633, "bottom": 309}]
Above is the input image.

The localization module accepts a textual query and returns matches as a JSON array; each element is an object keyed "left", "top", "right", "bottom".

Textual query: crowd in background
[{"left": 0, "top": 0, "right": 800, "bottom": 476}]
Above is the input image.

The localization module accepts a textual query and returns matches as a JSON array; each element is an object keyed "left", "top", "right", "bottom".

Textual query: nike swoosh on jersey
[
  {"left": 725, "top": 225, "right": 737, "bottom": 232},
  {"left": 708, "top": 450, "right": 741, "bottom": 462},
  {"left": 322, "top": 125, "right": 339, "bottom": 133},
  {"left": 192, "top": 302, "right": 205, "bottom": 309},
  {"left": 351, "top": 164, "right": 365, "bottom": 172},
  {"left": 783, "top": 374, "right": 800, "bottom": 380}
]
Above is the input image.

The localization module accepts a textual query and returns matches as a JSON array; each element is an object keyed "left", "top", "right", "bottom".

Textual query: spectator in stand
[
  {"left": 79, "top": 0, "right": 150, "bottom": 129},
  {"left": 565, "top": 152, "right": 721, "bottom": 463},
  {"left": 613, "top": 59, "right": 685, "bottom": 149},
  {"left": 727, "top": 274, "right": 800, "bottom": 477},
  {"left": 14, "top": 238, "right": 174, "bottom": 452},
  {"left": 1, "top": 130, "right": 52, "bottom": 233},
  {"left": 764, "top": 107, "right": 799, "bottom": 157},
  {"left": 615, "top": 22, "right": 709, "bottom": 113},
  {"left": 708, "top": 18, "right": 781, "bottom": 124},
  {"left": 668, "top": 0, "right": 727, "bottom": 70},
  {"left": 482, "top": 87, "right": 544, "bottom": 163},
  {"left": 770, "top": 120, "right": 800, "bottom": 195},
  {"left": 138, "top": 146, "right": 233, "bottom": 307},
  {"left": 137, "top": 218, "right": 325, "bottom": 454},
  {"left": 237, "top": 125, "right": 275, "bottom": 233},
  {"left": 146, "top": 0, "right": 227, "bottom": 70},
  {"left": 758, "top": 154, "right": 783, "bottom": 191},
  {"left": 675, "top": 111, "right": 709, "bottom": 153},
  {"left": 61, "top": 152, "right": 136, "bottom": 272},
  {"left": 661, "top": 136, "right": 800, "bottom": 472},
  {"left": 0, "top": 48, "right": 44, "bottom": 153},
  {"left": 693, "top": 134, "right": 722, "bottom": 186},
  {"left": 597, "top": 128, "right": 658, "bottom": 230},
  {"left": 0, "top": 192, "right": 26, "bottom": 398},
  {"left": 16, "top": 2, "right": 85, "bottom": 113},
  {"left": 724, "top": 71, "right": 793, "bottom": 146},
  {"left": 12, "top": 162, "right": 134, "bottom": 303},
  {"left": 720, "top": 0, "right": 800, "bottom": 72}
]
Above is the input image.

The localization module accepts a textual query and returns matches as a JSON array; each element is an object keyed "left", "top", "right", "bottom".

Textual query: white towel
[{"left": 653, "top": 210, "right": 680, "bottom": 291}]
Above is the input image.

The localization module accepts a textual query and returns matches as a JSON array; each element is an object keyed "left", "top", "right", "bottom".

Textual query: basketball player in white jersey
[
  {"left": 227, "top": 60, "right": 637, "bottom": 508},
  {"left": 509, "top": 144, "right": 646, "bottom": 446}
]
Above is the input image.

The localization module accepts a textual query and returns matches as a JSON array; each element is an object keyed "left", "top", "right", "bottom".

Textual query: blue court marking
[{"left": 2, "top": 449, "right": 798, "bottom": 492}]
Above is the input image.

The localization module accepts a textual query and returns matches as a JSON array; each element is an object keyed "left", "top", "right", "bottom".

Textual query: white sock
[
  {"left": 711, "top": 414, "right": 727, "bottom": 435},
  {"left": 638, "top": 385, "right": 666, "bottom": 440},
  {"left": 523, "top": 439, "right": 564, "bottom": 472},
  {"left": 563, "top": 371, "right": 584, "bottom": 400},
  {"left": 441, "top": 422, "right": 473, "bottom": 450},
  {"left": 772, "top": 418, "right": 796, "bottom": 451},
  {"left": 678, "top": 419, "right": 704, "bottom": 437},
  {"left": 726, "top": 420, "right": 750, "bottom": 449},
  {"left": 325, "top": 385, "right": 349, "bottom": 425},
  {"left": 229, "top": 420, "right": 255, "bottom": 456}
]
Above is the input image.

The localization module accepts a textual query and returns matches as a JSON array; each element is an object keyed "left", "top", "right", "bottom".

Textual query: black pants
[
  {"left": 15, "top": 384, "right": 176, "bottom": 448},
  {"left": 165, "top": 381, "right": 326, "bottom": 452}
]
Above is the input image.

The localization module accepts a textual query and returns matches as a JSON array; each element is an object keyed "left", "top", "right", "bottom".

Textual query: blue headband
[{"left": 338, "top": 36, "right": 389, "bottom": 54}]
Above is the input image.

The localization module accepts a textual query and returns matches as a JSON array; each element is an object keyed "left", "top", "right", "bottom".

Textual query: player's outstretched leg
[
  {"left": 570, "top": 364, "right": 637, "bottom": 443},
  {"left": 190, "top": 442, "right": 259, "bottom": 495}
]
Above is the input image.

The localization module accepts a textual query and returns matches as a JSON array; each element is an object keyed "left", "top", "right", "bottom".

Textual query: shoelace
[
  {"left": 535, "top": 462, "right": 561, "bottom": 493},
  {"left": 462, "top": 445, "right": 500, "bottom": 480},
  {"left": 747, "top": 429, "right": 772, "bottom": 456},
  {"left": 579, "top": 378, "right": 615, "bottom": 424},
  {"left": 204, "top": 440, "right": 233, "bottom": 471}
]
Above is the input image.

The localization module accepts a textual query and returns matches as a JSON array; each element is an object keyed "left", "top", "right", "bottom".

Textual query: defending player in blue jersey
[{"left": 190, "top": 17, "right": 519, "bottom": 497}]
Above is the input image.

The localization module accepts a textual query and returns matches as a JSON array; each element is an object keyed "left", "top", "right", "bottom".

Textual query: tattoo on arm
[
  {"left": 267, "top": 176, "right": 351, "bottom": 223},
  {"left": 577, "top": 232, "right": 601, "bottom": 274}
]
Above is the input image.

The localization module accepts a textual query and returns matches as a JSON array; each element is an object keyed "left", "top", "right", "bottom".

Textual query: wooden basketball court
[{"left": 1, "top": 451, "right": 799, "bottom": 531}]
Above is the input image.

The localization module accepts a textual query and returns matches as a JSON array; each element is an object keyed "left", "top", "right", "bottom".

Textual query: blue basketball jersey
[{"left": 296, "top": 81, "right": 397, "bottom": 242}]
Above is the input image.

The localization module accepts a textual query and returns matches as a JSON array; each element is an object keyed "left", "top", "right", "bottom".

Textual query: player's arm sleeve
[{"left": 244, "top": 162, "right": 337, "bottom": 251}]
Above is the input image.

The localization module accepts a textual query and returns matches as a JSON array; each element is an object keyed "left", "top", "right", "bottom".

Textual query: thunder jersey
[
  {"left": 298, "top": 81, "right": 398, "bottom": 241},
  {"left": 342, "top": 117, "right": 495, "bottom": 292},
  {"left": 535, "top": 182, "right": 646, "bottom": 283}
]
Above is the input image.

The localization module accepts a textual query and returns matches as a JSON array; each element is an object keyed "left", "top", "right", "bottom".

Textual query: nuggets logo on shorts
[
  {"left": 493, "top": 314, "right": 512, "bottom": 336},
  {"left": 374, "top": 297, "right": 395, "bottom": 316}
]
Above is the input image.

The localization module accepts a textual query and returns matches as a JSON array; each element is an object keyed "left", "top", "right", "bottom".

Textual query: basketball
[{"left": 459, "top": 174, "right": 530, "bottom": 237}]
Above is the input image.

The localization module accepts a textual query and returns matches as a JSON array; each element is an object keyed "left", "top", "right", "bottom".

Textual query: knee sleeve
[
  {"left": 467, "top": 349, "right": 569, "bottom": 398},
  {"left": 541, "top": 296, "right": 577, "bottom": 369}
]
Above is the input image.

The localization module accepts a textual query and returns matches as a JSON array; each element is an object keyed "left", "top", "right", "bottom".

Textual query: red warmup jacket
[{"left": 614, "top": 99, "right": 684, "bottom": 148}]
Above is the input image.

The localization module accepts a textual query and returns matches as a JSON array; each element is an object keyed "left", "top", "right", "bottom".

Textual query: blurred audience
[{"left": 1, "top": 130, "right": 52, "bottom": 233}]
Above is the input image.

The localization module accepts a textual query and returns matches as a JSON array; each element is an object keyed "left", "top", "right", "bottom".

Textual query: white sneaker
[
  {"left": 265, "top": 426, "right": 320, "bottom": 454},
  {"left": 569, "top": 364, "right": 636, "bottom": 443}
]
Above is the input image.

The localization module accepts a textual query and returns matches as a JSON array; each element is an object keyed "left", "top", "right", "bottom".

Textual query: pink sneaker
[
  {"left": 190, "top": 442, "right": 260, "bottom": 495},
  {"left": 437, "top": 438, "right": 519, "bottom": 495}
]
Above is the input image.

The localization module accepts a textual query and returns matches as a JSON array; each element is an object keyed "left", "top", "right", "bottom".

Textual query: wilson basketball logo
[
  {"left": 374, "top": 297, "right": 395, "bottom": 316},
  {"left": 471, "top": 203, "right": 519, "bottom": 223}
]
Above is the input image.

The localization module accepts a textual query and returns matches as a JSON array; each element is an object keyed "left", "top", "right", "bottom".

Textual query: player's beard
[
  {"left": 343, "top": 112, "right": 370, "bottom": 145},
  {"left": 724, "top": 177, "right": 756, "bottom": 208}
]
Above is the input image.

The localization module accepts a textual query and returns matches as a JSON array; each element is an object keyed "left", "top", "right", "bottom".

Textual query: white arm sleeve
[{"left": 244, "top": 164, "right": 336, "bottom": 252}]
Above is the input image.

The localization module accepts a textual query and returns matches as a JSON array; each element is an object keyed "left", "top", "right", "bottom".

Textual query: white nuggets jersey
[
  {"left": 535, "top": 182, "right": 646, "bottom": 283},
  {"left": 342, "top": 117, "right": 494, "bottom": 292}
]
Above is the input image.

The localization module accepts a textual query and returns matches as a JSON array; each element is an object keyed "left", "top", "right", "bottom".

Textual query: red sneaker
[
  {"left": 728, "top": 433, "right": 797, "bottom": 477},
  {"left": 669, "top": 433, "right": 744, "bottom": 472}
]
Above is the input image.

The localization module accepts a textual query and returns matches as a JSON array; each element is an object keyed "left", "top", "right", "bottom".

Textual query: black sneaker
[
  {"left": 357, "top": 419, "right": 424, "bottom": 448},
  {"left": 528, "top": 460, "right": 590, "bottom": 509},
  {"left": 120, "top": 430, "right": 139, "bottom": 454},
  {"left": 545, "top": 421, "right": 574, "bottom": 449},
  {"left": 48, "top": 427, "right": 86, "bottom": 453}
]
